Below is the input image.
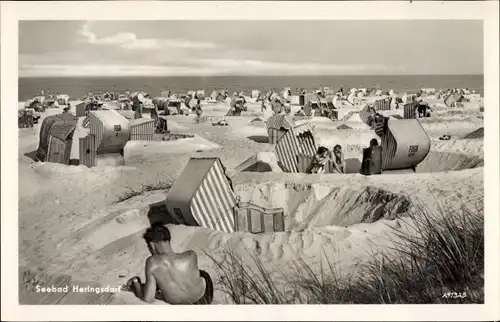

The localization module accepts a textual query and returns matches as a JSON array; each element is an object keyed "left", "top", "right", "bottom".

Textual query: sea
[{"left": 18, "top": 75, "right": 483, "bottom": 101}]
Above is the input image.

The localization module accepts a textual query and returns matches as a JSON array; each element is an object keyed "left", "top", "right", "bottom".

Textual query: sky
[{"left": 19, "top": 20, "right": 483, "bottom": 77}]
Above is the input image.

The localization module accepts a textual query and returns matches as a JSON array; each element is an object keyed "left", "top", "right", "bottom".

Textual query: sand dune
[
  {"left": 19, "top": 166, "right": 482, "bottom": 304},
  {"left": 18, "top": 96, "right": 484, "bottom": 304}
]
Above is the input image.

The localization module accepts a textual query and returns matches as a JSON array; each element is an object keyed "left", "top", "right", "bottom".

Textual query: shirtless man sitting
[{"left": 126, "top": 223, "right": 213, "bottom": 304}]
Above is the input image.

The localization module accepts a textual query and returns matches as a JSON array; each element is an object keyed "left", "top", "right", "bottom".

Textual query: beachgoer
[
  {"left": 417, "top": 101, "right": 428, "bottom": 118},
  {"left": 18, "top": 110, "right": 26, "bottom": 128},
  {"left": 367, "top": 106, "right": 377, "bottom": 127},
  {"left": 133, "top": 102, "right": 143, "bottom": 119},
  {"left": 25, "top": 108, "right": 34, "bottom": 127},
  {"left": 150, "top": 106, "right": 159, "bottom": 121},
  {"left": 239, "top": 94, "right": 247, "bottom": 108},
  {"left": 155, "top": 117, "right": 168, "bottom": 134},
  {"left": 370, "top": 138, "right": 382, "bottom": 174},
  {"left": 195, "top": 104, "right": 203, "bottom": 124},
  {"left": 126, "top": 223, "right": 213, "bottom": 305},
  {"left": 362, "top": 138, "right": 382, "bottom": 175},
  {"left": 308, "top": 146, "right": 330, "bottom": 174},
  {"left": 261, "top": 100, "right": 267, "bottom": 112},
  {"left": 331, "top": 144, "right": 346, "bottom": 174},
  {"left": 19, "top": 109, "right": 25, "bottom": 128}
]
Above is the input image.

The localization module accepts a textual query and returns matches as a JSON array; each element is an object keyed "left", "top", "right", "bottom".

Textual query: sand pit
[
  {"left": 18, "top": 165, "right": 484, "bottom": 305},
  {"left": 417, "top": 151, "right": 483, "bottom": 173},
  {"left": 233, "top": 167, "right": 483, "bottom": 230}
]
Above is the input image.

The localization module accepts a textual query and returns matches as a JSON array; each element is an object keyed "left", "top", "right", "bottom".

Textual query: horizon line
[{"left": 18, "top": 73, "right": 485, "bottom": 78}]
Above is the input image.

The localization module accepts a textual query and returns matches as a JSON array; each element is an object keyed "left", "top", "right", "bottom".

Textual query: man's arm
[{"left": 142, "top": 257, "right": 158, "bottom": 303}]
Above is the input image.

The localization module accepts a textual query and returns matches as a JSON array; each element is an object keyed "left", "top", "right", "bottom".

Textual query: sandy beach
[{"left": 17, "top": 95, "right": 484, "bottom": 305}]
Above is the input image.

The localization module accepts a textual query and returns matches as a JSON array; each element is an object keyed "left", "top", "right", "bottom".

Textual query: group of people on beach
[
  {"left": 309, "top": 138, "right": 382, "bottom": 175},
  {"left": 309, "top": 144, "right": 346, "bottom": 174}
]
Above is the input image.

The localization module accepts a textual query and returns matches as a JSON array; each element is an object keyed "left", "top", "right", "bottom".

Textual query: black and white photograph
[{"left": 1, "top": 1, "right": 499, "bottom": 321}]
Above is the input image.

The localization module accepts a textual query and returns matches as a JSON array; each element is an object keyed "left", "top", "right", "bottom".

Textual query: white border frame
[{"left": 1, "top": 1, "right": 499, "bottom": 321}]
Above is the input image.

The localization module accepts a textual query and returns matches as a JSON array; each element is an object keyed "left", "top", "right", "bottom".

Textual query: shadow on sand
[
  {"left": 23, "top": 150, "right": 79, "bottom": 165},
  {"left": 247, "top": 135, "right": 269, "bottom": 144},
  {"left": 345, "top": 158, "right": 362, "bottom": 174},
  {"left": 23, "top": 150, "right": 40, "bottom": 162},
  {"left": 147, "top": 201, "right": 181, "bottom": 226}
]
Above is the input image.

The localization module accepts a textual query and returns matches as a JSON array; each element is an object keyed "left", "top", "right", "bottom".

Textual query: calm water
[{"left": 18, "top": 75, "right": 483, "bottom": 101}]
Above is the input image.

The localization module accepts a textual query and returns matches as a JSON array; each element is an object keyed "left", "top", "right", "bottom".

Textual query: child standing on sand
[{"left": 330, "top": 145, "right": 346, "bottom": 174}]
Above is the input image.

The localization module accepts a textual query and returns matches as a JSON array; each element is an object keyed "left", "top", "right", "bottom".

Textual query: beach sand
[{"left": 18, "top": 97, "right": 484, "bottom": 304}]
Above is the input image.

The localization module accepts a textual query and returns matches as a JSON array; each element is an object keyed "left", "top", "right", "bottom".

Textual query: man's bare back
[
  {"left": 127, "top": 223, "right": 213, "bottom": 305},
  {"left": 146, "top": 251, "right": 206, "bottom": 304}
]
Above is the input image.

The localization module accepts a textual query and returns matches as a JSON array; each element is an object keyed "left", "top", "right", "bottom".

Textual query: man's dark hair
[
  {"left": 370, "top": 138, "right": 379, "bottom": 147},
  {"left": 143, "top": 223, "right": 171, "bottom": 244},
  {"left": 317, "top": 146, "right": 329, "bottom": 155}
]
